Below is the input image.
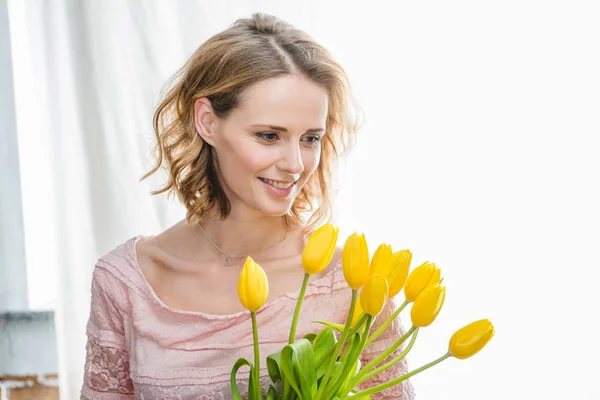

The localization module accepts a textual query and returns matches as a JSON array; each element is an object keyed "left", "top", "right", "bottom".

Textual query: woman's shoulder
[
  {"left": 96, "top": 234, "right": 145, "bottom": 268},
  {"left": 93, "top": 235, "right": 152, "bottom": 296}
]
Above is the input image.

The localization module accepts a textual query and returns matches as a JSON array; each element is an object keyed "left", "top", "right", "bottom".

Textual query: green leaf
[
  {"left": 313, "top": 320, "right": 346, "bottom": 332},
  {"left": 294, "top": 339, "right": 317, "bottom": 400},
  {"left": 339, "top": 332, "right": 361, "bottom": 368},
  {"left": 304, "top": 333, "right": 318, "bottom": 342},
  {"left": 267, "top": 352, "right": 282, "bottom": 383},
  {"left": 230, "top": 357, "right": 252, "bottom": 400},
  {"left": 280, "top": 338, "right": 318, "bottom": 399},
  {"left": 280, "top": 345, "right": 302, "bottom": 397},
  {"left": 266, "top": 385, "right": 280, "bottom": 400},
  {"left": 248, "top": 368, "right": 262, "bottom": 400},
  {"left": 334, "top": 359, "right": 361, "bottom": 398},
  {"left": 312, "top": 327, "right": 337, "bottom": 379},
  {"left": 327, "top": 361, "right": 342, "bottom": 390},
  {"left": 346, "top": 391, "right": 371, "bottom": 399},
  {"left": 325, "top": 332, "right": 363, "bottom": 399}
]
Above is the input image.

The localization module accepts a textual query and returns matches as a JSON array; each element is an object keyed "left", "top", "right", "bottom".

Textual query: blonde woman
[{"left": 81, "top": 13, "right": 414, "bottom": 399}]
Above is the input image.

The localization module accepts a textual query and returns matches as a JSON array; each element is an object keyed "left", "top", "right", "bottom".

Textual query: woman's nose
[{"left": 278, "top": 143, "right": 304, "bottom": 175}]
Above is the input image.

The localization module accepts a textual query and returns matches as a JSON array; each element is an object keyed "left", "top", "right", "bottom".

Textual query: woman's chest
[
  {"left": 126, "top": 298, "right": 350, "bottom": 400},
  {"left": 149, "top": 257, "right": 319, "bottom": 316}
]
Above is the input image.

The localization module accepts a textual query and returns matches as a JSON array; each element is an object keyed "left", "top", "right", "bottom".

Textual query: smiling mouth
[{"left": 258, "top": 177, "right": 297, "bottom": 189}]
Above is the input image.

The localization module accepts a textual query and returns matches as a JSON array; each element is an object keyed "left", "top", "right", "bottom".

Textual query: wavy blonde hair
[{"left": 143, "top": 13, "right": 362, "bottom": 232}]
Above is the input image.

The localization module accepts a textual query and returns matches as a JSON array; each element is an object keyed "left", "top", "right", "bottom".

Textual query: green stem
[
  {"left": 251, "top": 312, "right": 262, "bottom": 399},
  {"left": 347, "top": 353, "right": 452, "bottom": 399},
  {"left": 289, "top": 273, "right": 311, "bottom": 344},
  {"left": 338, "top": 313, "right": 368, "bottom": 349},
  {"left": 283, "top": 273, "right": 310, "bottom": 399},
  {"left": 365, "top": 300, "right": 409, "bottom": 347},
  {"left": 357, "top": 328, "right": 419, "bottom": 385},
  {"left": 315, "top": 289, "right": 357, "bottom": 400},
  {"left": 341, "top": 325, "right": 417, "bottom": 397},
  {"left": 323, "top": 316, "right": 373, "bottom": 400},
  {"left": 335, "top": 313, "right": 370, "bottom": 369}
]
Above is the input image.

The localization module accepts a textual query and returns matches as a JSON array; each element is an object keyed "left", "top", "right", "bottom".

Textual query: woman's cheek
[
  {"left": 302, "top": 147, "right": 321, "bottom": 173},
  {"left": 238, "top": 145, "right": 272, "bottom": 171}
]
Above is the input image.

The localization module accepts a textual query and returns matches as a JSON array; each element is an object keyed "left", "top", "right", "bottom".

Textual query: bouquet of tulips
[{"left": 231, "top": 224, "right": 494, "bottom": 399}]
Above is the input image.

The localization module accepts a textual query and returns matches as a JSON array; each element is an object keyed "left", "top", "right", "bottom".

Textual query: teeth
[{"left": 262, "top": 178, "right": 294, "bottom": 189}]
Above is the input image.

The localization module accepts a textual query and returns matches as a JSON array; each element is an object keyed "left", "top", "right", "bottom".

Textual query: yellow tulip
[
  {"left": 449, "top": 319, "right": 495, "bottom": 359},
  {"left": 410, "top": 284, "right": 445, "bottom": 327},
  {"left": 369, "top": 243, "right": 393, "bottom": 276},
  {"left": 302, "top": 223, "right": 339, "bottom": 275},
  {"left": 360, "top": 274, "right": 389, "bottom": 317},
  {"left": 386, "top": 250, "right": 412, "bottom": 297},
  {"left": 342, "top": 233, "right": 370, "bottom": 290},
  {"left": 238, "top": 257, "right": 269, "bottom": 312},
  {"left": 404, "top": 261, "right": 441, "bottom": 302}
]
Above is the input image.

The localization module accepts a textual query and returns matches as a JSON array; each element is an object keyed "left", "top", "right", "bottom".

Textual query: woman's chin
[
  {"left": 254, "top": 199, "right": 296, "bottom": 218},
  {"left": 259, "top": 206, "right": 294, "bottom": 218}
]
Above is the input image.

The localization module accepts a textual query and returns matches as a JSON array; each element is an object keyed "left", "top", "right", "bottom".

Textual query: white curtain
[{"left": 7, "top": 1, "right": 600, "bottom": 399}]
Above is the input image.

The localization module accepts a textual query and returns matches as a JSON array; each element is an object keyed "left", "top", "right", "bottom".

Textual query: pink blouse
[{"left": 81, "top": 236, "right": 416, "bottom": 399}]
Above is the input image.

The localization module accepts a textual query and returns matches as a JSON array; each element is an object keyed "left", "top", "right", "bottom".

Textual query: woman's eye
[
  {"left": 303, "top": 136, "right": 322, "bottom": 145},
  {"left": 257, "top": 132, "right": 279, "bottom": 142}
]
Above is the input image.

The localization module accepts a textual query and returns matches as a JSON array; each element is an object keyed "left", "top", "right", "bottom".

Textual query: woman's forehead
[{"left": 233, "top": 75, "right": 329, "bottom": 128}]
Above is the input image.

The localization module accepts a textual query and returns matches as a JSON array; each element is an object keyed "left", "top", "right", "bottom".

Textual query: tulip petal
[
  {"left": 360, "top": 274, "right": 389, "bottom": 317},
  {"left": 342, "top": 233, "right": 370, "bottom": 290},
  {"left": 387, "top": 249, "right": 412, "bottom": 297},
  {"left": 449, "top": 319, "right": 495, "bottom": 359},
  {"left": 370, "top": 243, "right": 393, "bottom": 276},
  {"left": 404, "top": 261, "right": 441, "bottom": 302},
  {"left": 238, "top": 257, "right": 269, "bottom": 312},
  {"left": 302, "top": 224, "right": 339, "bottom": 275},
  {"left": 410, "top": 285, "right": 446, "bottom": 327}
]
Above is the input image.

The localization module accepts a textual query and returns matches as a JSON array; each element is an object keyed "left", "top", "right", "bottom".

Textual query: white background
[
  {"left": 328, "top": 2, "right": 600, "bottom": 399},
  {"left": 6, "top": 1, "right": 600, "bottom": 399}
]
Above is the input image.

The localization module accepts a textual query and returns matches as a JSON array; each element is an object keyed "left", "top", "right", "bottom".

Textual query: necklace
[{"left": 198, "top": 223, "right": 289, "bottom": 266}]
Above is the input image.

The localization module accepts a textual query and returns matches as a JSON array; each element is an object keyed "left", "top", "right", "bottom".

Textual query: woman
[{"left": 81, "top": 13, "right": 415, "bottom": 399}]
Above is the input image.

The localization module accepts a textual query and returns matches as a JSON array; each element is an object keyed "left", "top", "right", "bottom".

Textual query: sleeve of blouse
[
  {"left": 358, "top": 299, "right": 416, "bottom": 400},
  {"left": 80, "top": 268, "right": 135, "bottom": 399}
]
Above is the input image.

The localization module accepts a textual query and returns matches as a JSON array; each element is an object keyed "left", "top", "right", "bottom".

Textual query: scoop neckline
[{"left": 131, "top": 235, "right": 341, "bottom": 320}]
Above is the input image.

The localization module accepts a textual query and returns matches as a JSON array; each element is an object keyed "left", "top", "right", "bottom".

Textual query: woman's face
[{"left": 204, "top": 74, "right": 328, "bottom": 219}]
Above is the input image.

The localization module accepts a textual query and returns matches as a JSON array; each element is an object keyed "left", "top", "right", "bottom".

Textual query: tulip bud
[
  {"left": 360, "top": 274, "right": 389, "bottom": 317},
  {"left": 386, "top": 250, "right": 412, "bottom": 297},
  {"left": 302, "top": 224, "right": 339, "bottom": 275},
  {"left": 342, "top": 233, "right": 370, "bottom": 290},
  {"left": 369, "top": 243, "right": 393, "bottom": 276},
  {"left": 238, "top": 257, "right": 269, "bottom": 312},
  {"left": 449, "top": 319, "right": 495, "bottom": 359},
  {"left": 404, "top": 261, "right": 441, "bottom": 302},
  {"left": 410, "top": 284, "right": 445, "bottom": 327}
]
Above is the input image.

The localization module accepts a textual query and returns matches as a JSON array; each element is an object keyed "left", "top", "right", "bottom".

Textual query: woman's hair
[{"left": 143, "top": 13, "right": 362, "bottom": 233}]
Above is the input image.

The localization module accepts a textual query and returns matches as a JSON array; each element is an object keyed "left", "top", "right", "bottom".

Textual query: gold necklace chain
[{"left": 198, "top": 223, "right": 289, "bottom": 266}]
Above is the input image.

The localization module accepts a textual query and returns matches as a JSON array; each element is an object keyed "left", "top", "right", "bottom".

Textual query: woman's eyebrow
[{"left": 250, "top": 124, "right": 325, "bottom": 134}]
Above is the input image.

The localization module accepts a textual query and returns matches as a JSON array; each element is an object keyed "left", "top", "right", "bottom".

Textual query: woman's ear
[{"left": 194, "top": 97, "right": 217, "bottom": 146}]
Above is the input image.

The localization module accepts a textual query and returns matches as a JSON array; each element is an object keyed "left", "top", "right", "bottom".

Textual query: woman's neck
[{"left": 192, "top": 209, "right": 302, "bottom": 262}]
